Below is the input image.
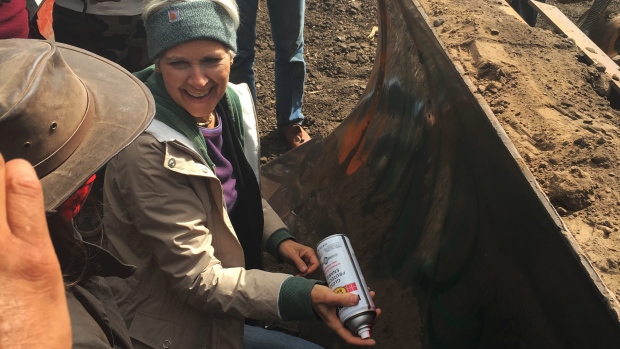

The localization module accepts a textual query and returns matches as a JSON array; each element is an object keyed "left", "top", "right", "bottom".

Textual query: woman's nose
[{"left": 188, "top": 67, "right": 208, "bottom": 87}]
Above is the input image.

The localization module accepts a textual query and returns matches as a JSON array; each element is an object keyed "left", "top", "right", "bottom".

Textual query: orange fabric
[
  {"left": 36, "top": 0, "right": 55, "bottom": 40},
  {"left": 57, "top": 174, "right": 96, "bottom": 222}
]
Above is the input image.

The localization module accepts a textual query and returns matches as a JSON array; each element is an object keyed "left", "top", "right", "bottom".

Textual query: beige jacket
[{"left": 103, "top": 85, "right": 293, "bottom": 349}]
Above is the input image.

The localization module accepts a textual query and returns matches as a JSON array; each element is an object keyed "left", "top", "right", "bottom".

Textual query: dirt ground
[
  {"left": 253, "top": 0, "right": 377, "bottom": 161},
  {"left": 413, "top": 0, "right": 620, "bottom": 302},
  {"left": 255, "top": 0, "right": 620, "bottom": 343}
]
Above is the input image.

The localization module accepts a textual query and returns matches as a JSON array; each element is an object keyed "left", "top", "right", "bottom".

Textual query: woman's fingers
[
  {"left": 300, "top": 248, "right": 320, "bottom": 274},
  {"left": 278, "top": 240, "right": 320, "bottom": 275},
  {"left": 311, "top": 285, "right": 377, "bottom": 346},
  {"left": 330, "top": 320, "right": 376, "bottom": 346}
]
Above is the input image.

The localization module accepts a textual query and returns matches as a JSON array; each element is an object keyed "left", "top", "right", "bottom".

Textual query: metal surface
[
  {"left": 261, "top": 0, "right": 620, "bottom": 347},
  {"left": 587, "top": 10, "right": 620, "bottom": 57},
  {"left": 577, "top": 0, "right": 613, "bottom": 36}
]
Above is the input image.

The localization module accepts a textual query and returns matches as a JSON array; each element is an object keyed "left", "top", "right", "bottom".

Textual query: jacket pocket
[{"left": 128, "top": 312, "right": 175, "bottom": 349}]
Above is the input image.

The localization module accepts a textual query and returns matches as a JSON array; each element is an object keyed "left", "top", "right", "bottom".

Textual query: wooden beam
[
  {"left": 529, "top": 0, "right": 620, "bottom": 94},
  {"left": 499, "top": 1, "right": 528, "bottom": 25}
]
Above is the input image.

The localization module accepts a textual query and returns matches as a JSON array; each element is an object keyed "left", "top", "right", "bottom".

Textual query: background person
[
  {"left": 103, "top": 0, "right": 378, "bottom": 348},
  {"left": 53, "top": 0, "right": 149, "bottom": 72},
  {"left": 0, "top": 0, "right": 29, "bottom": 39},
  {"left": 0, "top": 38, "right": 155, "bottom": 348},
  {"left": 230, "top": 0, "right": 311, "bottom": 148},
  {"left": 51, "top": 0, "right": 152, "bottom": 247}
]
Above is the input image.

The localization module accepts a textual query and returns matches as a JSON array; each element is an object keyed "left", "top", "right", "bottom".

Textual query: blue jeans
[
  {"left": 230, "top": 0, "right": 306, "bottom": 130},
  {"left": 243, "top": 324, "right": 323, "bottom": 349}
]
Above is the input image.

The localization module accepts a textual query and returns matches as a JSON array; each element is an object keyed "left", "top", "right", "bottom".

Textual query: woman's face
[{"left": 157, "top": 40, "right": 232, "bottom": 119}]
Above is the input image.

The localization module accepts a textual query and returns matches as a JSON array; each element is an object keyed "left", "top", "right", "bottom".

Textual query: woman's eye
[
  {"left": 202, "top": 58, "right": 222, "bottom": 65},
  {"left": 169, "top": 61, "right": 188, "bottom": 68}
]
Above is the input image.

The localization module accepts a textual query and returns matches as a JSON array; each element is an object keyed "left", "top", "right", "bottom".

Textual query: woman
[
  {"left": 0, "top": 38, "right": 155, "bottom": 348},
  {"left": 103, "top": 0, "right": 378, "bottom": 348}
]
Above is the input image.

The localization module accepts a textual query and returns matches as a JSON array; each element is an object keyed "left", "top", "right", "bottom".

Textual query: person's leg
[
  {"left": 230, "top": 0, "right": 259, "bottom": 104},
  {"left": 243, "top": 324, "right": 323, "bottom": 349},
  {"left": 267, "top": 0, "right": 306, "bottom": 130}
]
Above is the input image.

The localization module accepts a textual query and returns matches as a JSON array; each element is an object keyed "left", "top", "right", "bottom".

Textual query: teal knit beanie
[{"left": 145, "top": 1, "right": 237, "bottom": 61}]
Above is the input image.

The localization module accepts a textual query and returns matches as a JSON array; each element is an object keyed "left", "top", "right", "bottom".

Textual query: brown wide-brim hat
[{"left": 0, "top": 39, "right": 155, "bottom": 210}]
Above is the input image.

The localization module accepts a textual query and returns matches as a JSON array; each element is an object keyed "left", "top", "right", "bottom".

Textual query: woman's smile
[{"left": 183, "top": 86, "right": 214, "bottom": 99}]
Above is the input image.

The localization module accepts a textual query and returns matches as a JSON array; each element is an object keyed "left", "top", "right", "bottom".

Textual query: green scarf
[{"left": 135, "top": 66, "right": 245, "bottom": 168}]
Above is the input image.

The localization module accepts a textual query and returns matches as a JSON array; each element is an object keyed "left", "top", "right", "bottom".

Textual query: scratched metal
[{"left": 261, "top": 0, "right": 620, "bottom": 347}]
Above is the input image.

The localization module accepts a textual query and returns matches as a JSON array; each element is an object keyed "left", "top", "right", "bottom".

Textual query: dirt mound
[{"left": 412, "top": 0, "right": 620, "bottom": 302}]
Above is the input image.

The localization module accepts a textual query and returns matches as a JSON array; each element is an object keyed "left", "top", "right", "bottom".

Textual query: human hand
[
  {"left": 277, "top": 239, "right": 320, "bottom": 276},
  {"left": 310, "top": 285, "right": 381, "bottom": 346},
  {"left": 0, "top": 155, "right": 71, "bottom": 349}
]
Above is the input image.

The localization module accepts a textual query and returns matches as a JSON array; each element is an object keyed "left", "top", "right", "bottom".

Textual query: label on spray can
[{"left": 317, "top": 234, "right": 376, "bottom": 339}]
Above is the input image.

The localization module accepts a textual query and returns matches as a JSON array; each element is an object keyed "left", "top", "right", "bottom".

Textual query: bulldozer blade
[{"left": 261, "top": 0, "right": 620, "bottom": 347}]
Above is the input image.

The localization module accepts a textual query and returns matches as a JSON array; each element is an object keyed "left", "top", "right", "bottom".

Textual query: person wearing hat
[
  {"left": 102, "top": 0, "right": 378, "bottom": 348},
  {"left": 0, "top": 38, "right": 155, "bottom": 348}
]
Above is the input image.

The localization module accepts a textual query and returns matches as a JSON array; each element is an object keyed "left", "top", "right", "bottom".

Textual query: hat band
[
  {"left": 145, "top": 1, "right": 237, "bottom": 61},
  {"left": 34, "top": 84, "right": 95, "bottom": 178}
]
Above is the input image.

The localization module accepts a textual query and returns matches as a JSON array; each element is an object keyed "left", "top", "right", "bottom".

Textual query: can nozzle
[{"left": 358, "top": 327, "right": 371, "bottom": 339}]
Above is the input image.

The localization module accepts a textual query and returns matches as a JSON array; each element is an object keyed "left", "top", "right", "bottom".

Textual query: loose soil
[
  {"left": 255, "top": 0, "right": 620, "bottom": 345},
  {"left": 414, "top": 0, "right": 620, "bottom": 302}
]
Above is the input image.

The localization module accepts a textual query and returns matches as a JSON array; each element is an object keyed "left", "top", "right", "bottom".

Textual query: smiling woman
[{"left": 102, "top": 0, "right": 379, "bottom": 348}]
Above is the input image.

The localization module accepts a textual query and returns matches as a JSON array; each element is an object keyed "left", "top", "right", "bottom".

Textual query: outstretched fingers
[
  {"left": 0, "top": 156, "right": 71, "bottom": 349},
  {"left": 4, "top": 158, "right": 48, "bottom": 246},
  {"left": 0, "top": 154, "right": 7, "bottom": 234}
]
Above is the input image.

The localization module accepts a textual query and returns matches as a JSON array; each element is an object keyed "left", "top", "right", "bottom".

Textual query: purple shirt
[{"left": 199, "top": 114, "right": 238, "bottom": 213}]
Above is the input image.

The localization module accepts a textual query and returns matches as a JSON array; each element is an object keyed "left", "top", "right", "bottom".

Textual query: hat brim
[{"left": 41, "top": 43, "right": 155, "bottom": 211}]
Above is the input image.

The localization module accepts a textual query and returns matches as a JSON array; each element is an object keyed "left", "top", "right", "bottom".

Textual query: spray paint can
[{"left": 316, "top": 234, "right": 376, "bottom": 339}]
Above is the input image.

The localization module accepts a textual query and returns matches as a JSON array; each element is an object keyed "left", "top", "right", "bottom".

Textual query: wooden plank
[
  {"left": 529, "top": 0, "right": 620, "bottom": 94},
  {"left": 499, "top": 1, "right": 528, "bottom": 25}
]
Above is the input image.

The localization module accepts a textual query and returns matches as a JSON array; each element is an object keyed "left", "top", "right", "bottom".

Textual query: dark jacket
[{"left": 68, "top": 242, "right": 136, "bottom": 349}]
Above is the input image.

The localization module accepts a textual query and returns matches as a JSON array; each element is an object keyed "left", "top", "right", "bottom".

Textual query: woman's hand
[
  {"left": 277, "top": 239, "right": 319, "bottom": 276},
  {"left": 0, "top": 156, "right": 71, "bottom": 349},
  {"left": 311, "top": 285, "right": 380, "bottom": 346}
]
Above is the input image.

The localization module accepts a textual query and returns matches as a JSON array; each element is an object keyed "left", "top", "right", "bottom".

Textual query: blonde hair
[{"left": 143, "top": 0, "right": 239, "bottom": 30}]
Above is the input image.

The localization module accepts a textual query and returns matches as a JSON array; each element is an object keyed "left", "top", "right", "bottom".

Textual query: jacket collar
[
  {"left": 83, "top": 242, "right": 136, "bottom": 278},
  {"left": 146, "top": 119, "right": 198, "bottom": 153}
]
